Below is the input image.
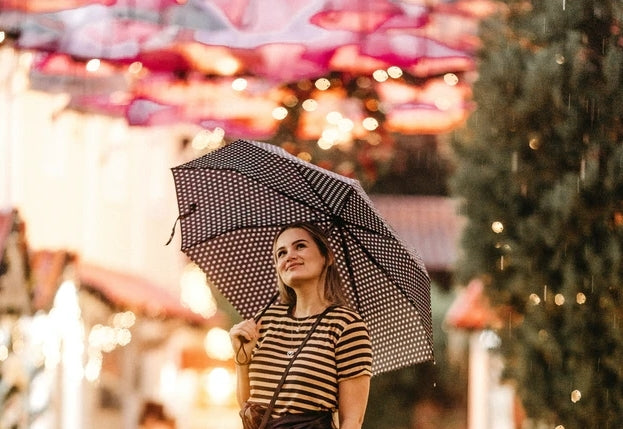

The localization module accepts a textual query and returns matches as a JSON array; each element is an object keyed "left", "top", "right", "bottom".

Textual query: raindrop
[
  {"left": 555, "top": 54, "right": 565, "bottom": 64},
  {"left": 511, "top": 151, "right": 518, "bottom": 172},
  {"left": 529, "top": 293, "right": 541, "bottom": 305},
  {"left": 491, "top": 221, "right": 504, "bottom": 234},
  {"left": 554, "top": 294, "right": 565, "bottom": 306}
]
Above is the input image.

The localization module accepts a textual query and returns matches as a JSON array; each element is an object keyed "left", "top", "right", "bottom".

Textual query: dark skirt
[{"left": 240, "top": 402, "right": 333, "bottom": 429}]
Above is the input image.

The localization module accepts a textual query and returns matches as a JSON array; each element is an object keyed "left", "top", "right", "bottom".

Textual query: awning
[
  {"left": 30, "top": 250, "right": 219, "bottom": 325},
  {"left": 370, "top": 195, "right": 465, "bottom": 272},
  {"left": 77, "top": 262, "right": 216, "bottom": 325}
]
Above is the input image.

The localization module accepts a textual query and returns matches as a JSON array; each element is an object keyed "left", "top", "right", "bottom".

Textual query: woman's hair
[{"left": 272, "top": 221, "right": 346, "bottom": 307}]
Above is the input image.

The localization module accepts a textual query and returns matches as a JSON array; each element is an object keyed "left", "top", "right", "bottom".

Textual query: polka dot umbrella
[{"left": 169, "top": 138, "right": 433, "bottom": 374}]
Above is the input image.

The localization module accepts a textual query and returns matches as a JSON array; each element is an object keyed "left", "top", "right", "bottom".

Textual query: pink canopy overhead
[{"left": 0, "top": 0, "right": 498, "bottom": 139}]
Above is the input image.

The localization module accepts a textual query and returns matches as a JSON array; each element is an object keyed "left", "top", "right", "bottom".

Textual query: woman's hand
[{"left": 229, "top": 319, "right": 259, "bottom": 365}]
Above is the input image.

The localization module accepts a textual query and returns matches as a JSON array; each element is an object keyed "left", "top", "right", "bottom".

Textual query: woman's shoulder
[{"left": 327, "top": 305, "right": 365, "bottom": 323}]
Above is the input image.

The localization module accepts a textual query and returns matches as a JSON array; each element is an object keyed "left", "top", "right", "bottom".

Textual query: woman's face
[{"left": 274, "top": 227, "right": 327, "bottom": 288}]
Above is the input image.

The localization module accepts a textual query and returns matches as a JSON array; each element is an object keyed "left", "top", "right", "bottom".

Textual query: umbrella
[{"left": 170, "top": 138, "right": 434, "bottom": 374}]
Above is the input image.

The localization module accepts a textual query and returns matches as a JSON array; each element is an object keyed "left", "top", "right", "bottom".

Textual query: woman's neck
[{"left": 293, "top": 295, "right": 329, "bottom": 318}]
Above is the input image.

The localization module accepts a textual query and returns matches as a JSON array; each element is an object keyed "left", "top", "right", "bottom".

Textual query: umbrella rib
[
  {"left": 336, "top": 222, "right": 362, "bottom": 312},
  {"left": 341, "top": 224, "right": 431, "bottom": 322}
]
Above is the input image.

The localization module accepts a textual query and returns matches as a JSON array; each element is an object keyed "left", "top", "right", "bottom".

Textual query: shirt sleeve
[{"left": 335, "top": 317, "right": 373, "bottom": 381}]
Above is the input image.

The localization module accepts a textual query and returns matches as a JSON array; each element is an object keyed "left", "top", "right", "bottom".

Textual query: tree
[{"left": 450, "top": 0, "right": 623, "bottom": 427}]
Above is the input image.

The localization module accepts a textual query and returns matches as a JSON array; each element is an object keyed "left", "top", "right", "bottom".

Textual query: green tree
[{"left": 450, "top": 1, "right": 623, "bottom": 427}]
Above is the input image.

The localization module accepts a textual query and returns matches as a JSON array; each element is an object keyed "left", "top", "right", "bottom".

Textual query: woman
[{"left": 229, "top": 221, "right": 372, "bottom": 429}]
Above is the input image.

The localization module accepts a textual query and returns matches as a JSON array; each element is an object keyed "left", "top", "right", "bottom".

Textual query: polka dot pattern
[{"left": 171, "top": 139, "right": 434, "bottom": 374}]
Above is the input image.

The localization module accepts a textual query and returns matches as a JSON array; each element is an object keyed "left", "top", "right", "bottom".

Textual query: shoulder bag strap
[{"left": 257, "top": 305, "right": 335, "bottom": 429}]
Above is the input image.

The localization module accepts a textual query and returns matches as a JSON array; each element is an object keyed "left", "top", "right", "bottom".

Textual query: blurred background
[{"left": 1, "top": 1, "right": 622, "bottom": 428}]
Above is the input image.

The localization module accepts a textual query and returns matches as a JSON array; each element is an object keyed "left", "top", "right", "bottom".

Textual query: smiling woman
[{"left": 229, "top": 222, "right": 372, "bottom": 429}]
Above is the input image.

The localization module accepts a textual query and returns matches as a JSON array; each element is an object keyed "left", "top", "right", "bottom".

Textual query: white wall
[{"left": 0, "top": 46, "right": 200, "bottom": 295}]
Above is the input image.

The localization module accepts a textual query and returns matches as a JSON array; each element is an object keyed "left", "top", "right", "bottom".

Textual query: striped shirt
[{"left": 248, "top": 304, "right": 372, "bottom": 417}]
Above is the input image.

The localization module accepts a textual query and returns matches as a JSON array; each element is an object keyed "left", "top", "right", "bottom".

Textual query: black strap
[
  {"left": 235, "top": 293, "right": 280, "bottom": 366},
  {"left": 257, "top": 305, "right": 335, "bottom": 429}
]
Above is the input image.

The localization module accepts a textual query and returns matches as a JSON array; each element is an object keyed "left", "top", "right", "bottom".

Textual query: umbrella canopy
[{"left": 170, "top": 138, "right": 433, "bottom": 374}]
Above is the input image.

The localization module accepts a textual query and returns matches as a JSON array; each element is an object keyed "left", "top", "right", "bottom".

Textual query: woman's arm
[
  {"left": 235, "top": 364, "right": 251, "bottom": 406},
  {"left": 338, "top": 375, "right": 371, "bottom": 429}
]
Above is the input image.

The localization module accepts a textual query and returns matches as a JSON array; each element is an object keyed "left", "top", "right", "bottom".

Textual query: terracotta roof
[
  {"left": 370, "top": 195, "right": 465, "bottom": 272},
  {"left": 444, "top": 278, "right": 501, "bottom": 330},
  {"left": 30, "top": 250, "right": 76, "bottom": 311},
  {"left": 0, "top": 209, "right": 16, "bottom": 256}
]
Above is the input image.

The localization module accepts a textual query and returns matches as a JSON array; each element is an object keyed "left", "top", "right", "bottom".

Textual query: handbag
[
  {"left": 240, "top": 402, "right": 333, "bottom": 429},
  {"left": 240, "top": 306, "right": 335, "bottom": 429}
]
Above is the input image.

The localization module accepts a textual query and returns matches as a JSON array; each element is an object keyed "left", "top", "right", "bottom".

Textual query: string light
[
  {"left": 372, "top": 69, "right": 389, "bottom": 82},
  {"left": 444, "top": 73, "right": 459, "bottom": 86},
  {"left": 231, "top": 78, "right": 248, "bottom": 91},
  {"left": 86, "top": 59, "right": 101, "bottom": 72},
  {"left": 387, "top": 66, "right": 403, "bottom": 78},
  {"left": 302, "top": 99, "right": 318, "bottom": 111},
  {"left": 128, "top": 61, "right": 143, "bottom": 74},
  {"left": 315, "top": 78, "right": 331, "bottom": 90},
  {"left": 272, "top": 106, "right": 288, "bottom": 120}
]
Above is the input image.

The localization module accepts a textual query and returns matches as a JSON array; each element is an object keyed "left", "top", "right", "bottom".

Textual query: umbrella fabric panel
[
  {"left": 172, "top": 169, "right": 317, "bottom": 249},
  {"left": 184, "top": 227, "right": 280, "bottom": 320},
  {"left": 176, "top": 139, "right": 358, "bottom": 212},
  {"left": 361, "top": 278, "right": 434, "bottom": 374},
  {"left": 326, "top": 227, "right": 434, "bottom": 373}
]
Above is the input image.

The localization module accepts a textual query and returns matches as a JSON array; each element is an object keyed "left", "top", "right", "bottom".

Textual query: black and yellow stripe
[{"left": 247, "top": 304, "right": 372, "bottom": 417}]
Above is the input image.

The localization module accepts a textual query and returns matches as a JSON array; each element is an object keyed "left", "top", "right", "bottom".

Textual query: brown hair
[{"left": 272, "top": 221, "right": 346, "bottom": 307}]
